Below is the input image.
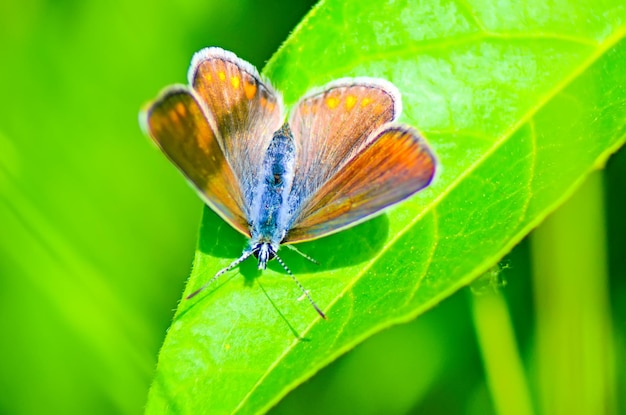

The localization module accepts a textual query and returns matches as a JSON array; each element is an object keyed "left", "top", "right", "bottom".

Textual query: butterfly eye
[{"left": 273, "top": 173, "right": 282, "bottom": 185}]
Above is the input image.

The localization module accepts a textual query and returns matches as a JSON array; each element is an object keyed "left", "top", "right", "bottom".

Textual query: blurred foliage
[{"left": 0, "top": 0, "right": 624, "bottom": 415}]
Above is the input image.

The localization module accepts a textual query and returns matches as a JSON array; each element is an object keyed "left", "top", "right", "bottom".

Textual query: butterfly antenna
[
  {"left": 274, "top": 253, "right": 327, "bottom": 319},
  {"left": 285, "top": 244, "right": 319, "bottom": 265},
  {"left": 186, "top": 250, "right": 254, "bottom": 300}
]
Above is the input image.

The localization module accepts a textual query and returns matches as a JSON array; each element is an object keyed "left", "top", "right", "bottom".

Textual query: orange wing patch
[
  {"left": 143, "top": 87, "right": 249, "bottom": 236},
  {"left": 243, "top": 80, "right": 257, "bottom": 100},
  {"left": 189, "top": 48, "right": 284, "bottom": 202},
  {"left": 345, "top": 95, "right": 357, "bottom": 110},
  {"left": 286, "top": 125, "right": 435, "bottom": 242},
  {"left": 325, "top": 96, "right": 339, "bottom": 109},
  {"left": 230, "top": 75, "right": 240, "bottom": 89},
  {"left": 289, "top": 80, "right": 400, "bottom": 209}
]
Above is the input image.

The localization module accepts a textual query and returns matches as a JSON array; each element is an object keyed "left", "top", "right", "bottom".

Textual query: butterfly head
[{"left": 251, "top": 241, "right": 278, "bottom": 270}]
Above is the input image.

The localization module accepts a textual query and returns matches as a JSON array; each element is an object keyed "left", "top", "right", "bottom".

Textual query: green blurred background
[{"left": 0, "top": 0, "right": 624, "bottom": 414}]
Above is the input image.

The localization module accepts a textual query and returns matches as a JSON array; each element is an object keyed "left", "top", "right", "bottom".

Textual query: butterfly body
[
  {"left": 141, "top": 47, "right": 436, "bottom": 318},
  {"left": 248, "top": 124, "right": 296, "bottom": 269}
]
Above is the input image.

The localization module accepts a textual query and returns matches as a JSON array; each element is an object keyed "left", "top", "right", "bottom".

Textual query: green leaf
[{"left": 146, "top": 0, "right": 626, "bottom": 413}]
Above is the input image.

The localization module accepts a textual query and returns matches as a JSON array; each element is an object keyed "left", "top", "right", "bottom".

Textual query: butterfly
[{"left": 140, "top": 47, "right": 436, "bottom": 319}]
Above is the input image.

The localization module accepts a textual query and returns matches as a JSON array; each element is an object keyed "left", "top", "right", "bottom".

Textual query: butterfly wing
[
  {"left": 141, "top": 86, "right": 250, "bottom": 236},
  {"left": 287, "top": 78, "right": 401, "bottom": 208},
  {"left": 188, "top": 47, "right": 285, "bottom": 211},
  {"left": 285, "top": 125, "right": 436, "bottom": 243}
]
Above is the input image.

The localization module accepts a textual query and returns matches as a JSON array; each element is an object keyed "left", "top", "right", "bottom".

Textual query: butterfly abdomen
[{"left": 249, "top": 124, "right": 296, "bottom": 245}]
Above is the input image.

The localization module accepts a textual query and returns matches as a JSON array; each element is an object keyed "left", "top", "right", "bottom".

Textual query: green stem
[
  {"left": 470, "top": 273, "right": 535, "bottom": 415},
  {"left": 530, "top": 171, "right": 615, "bottom": 414}
]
